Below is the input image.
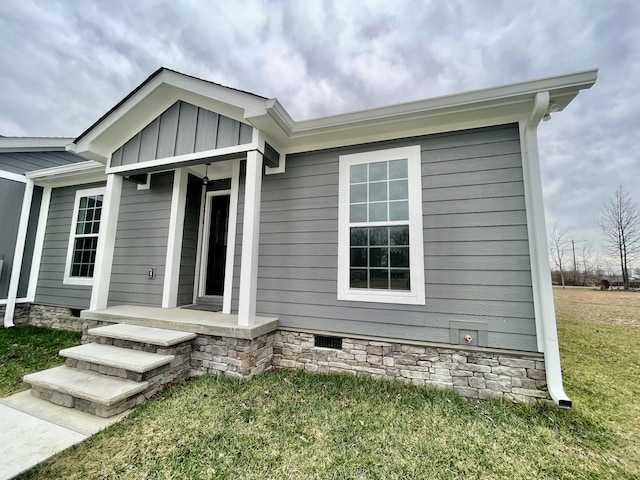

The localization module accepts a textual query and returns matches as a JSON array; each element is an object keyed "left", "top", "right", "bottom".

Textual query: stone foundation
[
  {"left": 272, "top": 331, "right": 550, "bottom": 403},
  {"left": 191, "top": 333, "right": 275, "bottom": 379},
  {"left": 28, "top": 304, "right": 84, "bottom": 331},
  {"left": 0, "top": 303, "right": 31, "bottom": 325}
]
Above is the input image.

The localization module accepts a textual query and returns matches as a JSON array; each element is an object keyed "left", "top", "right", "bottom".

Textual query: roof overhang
[
  {"left": 0, "top": 137, "right": 74, "bottom": 153},
  {"left": 68, "top": 67, "right": 597, "bottom": 163},
  {"left": 25, "top": 161, "right": 106, "bottom": 188}
]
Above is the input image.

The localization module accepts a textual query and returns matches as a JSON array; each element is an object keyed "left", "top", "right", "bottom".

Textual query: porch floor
[{"left": 81, "top": 305, "right": 278, "bottom": 340}]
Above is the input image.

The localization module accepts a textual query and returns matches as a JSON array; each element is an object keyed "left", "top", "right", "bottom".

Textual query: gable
[{"left": 110, "top": 101, "right": 254, "bottom": 168}]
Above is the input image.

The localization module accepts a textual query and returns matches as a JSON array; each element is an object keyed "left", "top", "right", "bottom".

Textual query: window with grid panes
[{"left": 338, "top": 146, "right": 425, "bottom": 305}]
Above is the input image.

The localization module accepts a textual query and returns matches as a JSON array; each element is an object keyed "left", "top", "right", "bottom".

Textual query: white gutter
[{"left": 520, "top": 91, "right": 572, "bottom": 407}]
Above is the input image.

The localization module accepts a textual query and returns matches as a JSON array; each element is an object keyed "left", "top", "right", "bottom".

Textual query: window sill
[
  {"left": 338, "top": 289, "right": 425, "bottom": 305},
  {"left": 63, "top": 277, "right": 94, "bottom": 286}
]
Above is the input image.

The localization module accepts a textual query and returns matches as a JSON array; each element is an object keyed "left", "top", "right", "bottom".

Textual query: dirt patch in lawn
[{"left": 553, "top": 287, "right": 640, "bottom": 327}]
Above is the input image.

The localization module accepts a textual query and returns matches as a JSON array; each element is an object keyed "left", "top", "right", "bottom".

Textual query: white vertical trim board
[
  {"left": 63, "top": 186, "right": 106, "bottom": 286},
  {"left": 3, "top": 179, "right": 34, "bottom": 327},
  {"left": 26, "top": 186, "right": 52, "bottom": 301},
  {"left": 162, "top": 168, "right": 188, "bottom": 308},
  {"left": 89, "top": 174, "right": 123, "bottom": 310},
  {"left": 222, "top": 160, "right": 240, "bottom": 314},
  {"left": 237, "top": 150, "right": 264, "bottom": 326},
  {"left": 192, "top": 184, "right": 207, "bottom": 304}
]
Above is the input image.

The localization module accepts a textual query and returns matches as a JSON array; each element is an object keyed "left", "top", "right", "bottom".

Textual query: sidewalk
[{"left": 0, "top": 390, "right": 128, "bottom": 479}]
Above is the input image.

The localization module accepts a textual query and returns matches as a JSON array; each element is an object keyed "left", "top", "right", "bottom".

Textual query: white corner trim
[
  {"left": 89, "top": 176, "right": 122, "bottom": 310},
  {"left": 162, "top": 169, "right": 188, "bottom": 308},
  {"left": 26, "top": 186, "right": 52, "bottom": 301},
  {"left": 265, "top": 153, "right": 286, "bottom": 175},
  {"left": 222, "top": 160, "right": 240, "bottom": 313},
  {"left": 63, "top": 186, "right": 106, "bottom": 286},
  {"left": 0, "top": 170, "right": 28, "bottom": 183},
  {"left": 3, "top": 179, "right": 35, "bottom": 327},
  {"left": 237, "top": 149, "right": 264, "bottom": 326},
  {"left": 193, "top": 184, "right": 207, "bottom": 304},
  {"left": 337, "top": 145, "right": 425, "bottom": 305}
]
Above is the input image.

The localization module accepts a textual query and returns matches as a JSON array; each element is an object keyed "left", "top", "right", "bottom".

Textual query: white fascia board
[
  {"left": 0, "top": 169, "right": 27, "bottom": 183},
  {"left": 0, "top": 137, "right": 73, "bottom": 152},
  {"left": 25, "top": 161, "right": 106, "bottom": 188}
]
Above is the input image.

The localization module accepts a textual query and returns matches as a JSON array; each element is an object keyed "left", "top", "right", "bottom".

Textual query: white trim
[
  {"left": 0, "top": 170, "right": 27, "bottom": 183},
  {"left": 162, "top": 169, "right": 188, "bottom": 308},
  {"left": 0, "top": 298, "right": 29, "bottom": 306},
  {"left": 193, "top": 184, "right": 207, "bottom": 304},
  {"left": 26, "top": 186, "right": 52, "bottom": 301},
  {"left": 337, "top": 145, "right": 425, "bottom": 305},
  {"left": 63, "top": 187, "right": 106, "bottom": 286},
  {"left": 106, "top": 144, "right": 252, "bottom": 175},
  {"left": 520, "top": 91, "right": 571, "bottom": 407},
  {"left": 265, "top": 154, "right": 286, "bottom": 175},
  {"left": 136, "top": 174, "right": 151, "bottom": 190},
  {"left": 223, "top": 160, "right": 240, "bottom": 314},
  {"left": 3, "top": 179, "right": 34, "bottom": 327},
  {"left": 0, "top": 137, "right": 73, "bottom": 152},
  {"left": 89, "top": 175, "right": 122, "bottom": 310},
  {"left": 237, "top": 149, "right": 264, "bottom": 326},
  {"left": 26, "top": 161, "right": 102, "bottom": 179},
  {"left": 198, "top": 189, "right": 232, "bottom": 298}
]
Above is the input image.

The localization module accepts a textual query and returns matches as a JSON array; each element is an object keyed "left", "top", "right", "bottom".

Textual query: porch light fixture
[{"left": 202, "top": 163, "right": 210, "bottom": 185}]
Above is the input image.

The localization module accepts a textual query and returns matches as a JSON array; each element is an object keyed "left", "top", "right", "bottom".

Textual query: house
[{"left": 0, "top": 68, "right": 597, "bottom": 413}]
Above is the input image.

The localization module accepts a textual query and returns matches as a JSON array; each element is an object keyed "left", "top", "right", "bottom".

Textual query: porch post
[
  {"left": 237, "top": 150, "right": 263, "bottom": 326},
  {"left": 3, "top": 179, "right": 34, "bottom": 327},
  {"left": 163, "top": 168, "right": 188, "bottom": 308},
  {"left": 90, "top": 173, "right": 122, "bottom": 311}
]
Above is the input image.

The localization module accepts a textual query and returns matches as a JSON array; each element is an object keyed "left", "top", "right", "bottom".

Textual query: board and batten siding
[
  {"left": 107, "top": 172, "right": 173, "bottom": 307},
  {"left": 110, "top": 101, "right": 253, "bottom": 168},
  {"left": 176, "top": 174, "right": 202, "bottom": 306},
  {"left": 250, "top": 123, "right": 537, "bottom": 352},
  {"left": 35, "top": 182, "right": 106, "bottom": 309}
]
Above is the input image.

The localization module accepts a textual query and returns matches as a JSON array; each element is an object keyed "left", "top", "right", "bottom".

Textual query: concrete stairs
[{"left": 24, "top": 323, "right": 196, "bottom": 418}]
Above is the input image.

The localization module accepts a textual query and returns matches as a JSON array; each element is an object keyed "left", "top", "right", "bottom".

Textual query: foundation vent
[{"left": 314, "top": 335, "right": 343, "bottom": 350}]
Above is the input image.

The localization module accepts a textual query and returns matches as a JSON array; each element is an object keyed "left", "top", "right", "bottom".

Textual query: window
[
  {"left": 64, "top": 187, "right": 105, "bottom": 285},
  {"left": 338, "top": 145, "right": 425, "bottom": 304}
]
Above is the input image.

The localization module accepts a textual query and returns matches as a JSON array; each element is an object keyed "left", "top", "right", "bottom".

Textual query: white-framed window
[
  {"left": 338, "top": 145, "right": 425, "bottom": 305},
  {"left": 63, "top": 187, "right": 105, "bottom": 285}
]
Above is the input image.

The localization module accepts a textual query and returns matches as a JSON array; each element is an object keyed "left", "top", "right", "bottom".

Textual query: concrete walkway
[{"left": 0, "top": 390, "right": 128, "bottom": 480}]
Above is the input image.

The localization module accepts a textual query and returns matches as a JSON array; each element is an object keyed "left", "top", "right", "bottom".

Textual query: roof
[
  {"left": 0, "top": 150, "right": 87, "bottom": 175},
  {"left": 68, "top": 67, "right": 598, "bottom": 163}
]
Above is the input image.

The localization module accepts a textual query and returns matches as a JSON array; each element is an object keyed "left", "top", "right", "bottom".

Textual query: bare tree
[
  {"left": 598, "top": 185, "right": 640, "bottom": 290},
  {"left": 548, "top": 221, "right": 571, "bottom": 287},
  {"left": 577, "top": 241, "right": 596, "bottom": 286}
]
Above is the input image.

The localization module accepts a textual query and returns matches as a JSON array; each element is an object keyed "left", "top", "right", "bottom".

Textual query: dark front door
[{"left": 205, "top": 195, "right": 230, "bottom": 296}]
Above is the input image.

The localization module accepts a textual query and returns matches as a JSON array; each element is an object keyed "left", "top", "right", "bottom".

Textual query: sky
[{"left": 0, "top": 0, "right": 638, "bottom": 265}]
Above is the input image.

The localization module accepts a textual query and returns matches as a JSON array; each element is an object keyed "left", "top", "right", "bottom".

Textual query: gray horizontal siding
[
  {"left": 111, "top": 101, "right": 253, "bottom": 167},
  {"left": 0, "top": 151, "right": 86, "bottom": 175},
  {"left": 0, "top": 178, "right": 25, "bottom": 298},
  {"left": 34, "top": 182, "right": 105, "bottom": 309},
  {"left": 107, "top": 172, "right": 173, "bottom": 307},
  {"left": 252, "top": 123, "right": 537, "bottom": 352},
  {"left": 177, "top": 174, "right": 202, "bottom": 306}
]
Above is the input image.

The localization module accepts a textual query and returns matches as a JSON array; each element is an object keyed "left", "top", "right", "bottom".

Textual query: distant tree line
[{"left": 548, "top": 185, "right": 640, "bottom": 290}]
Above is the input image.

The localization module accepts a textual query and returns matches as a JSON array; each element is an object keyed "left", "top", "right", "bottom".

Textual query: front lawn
[
  {"left": 15, "top": 288, "right": 640, "bottom": 478},
  {"left": 0, "top": 324, "right": 81, "bottom": 396}
]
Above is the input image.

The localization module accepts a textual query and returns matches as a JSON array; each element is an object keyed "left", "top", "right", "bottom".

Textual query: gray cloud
[{"left": 1, "top": 0, "right": 638, "bottom": 263}]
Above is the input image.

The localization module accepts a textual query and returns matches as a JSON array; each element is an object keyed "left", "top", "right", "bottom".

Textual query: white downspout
[
  {"left": 3, "top": 178, "right": 35, "bottom": 328},
  {"left": 520, "top": 91, "right": 571, "bottom": 407}
]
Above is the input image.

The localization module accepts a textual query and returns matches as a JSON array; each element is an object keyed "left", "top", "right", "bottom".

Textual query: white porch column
[
  {"left": 26, "top": 186, "right": 52, "bottom": 301},
  {"left": 89, "top": 174, "right": 123, "bottom": 311},
  {"left": 238, "top": 150, "right": 264, "bottom": 326},
  {"left": 162, "top": 168, "right": 188, "bottom": 308},
  {"left": 3, "top": 179, "right": 34, "bottom": 327}
]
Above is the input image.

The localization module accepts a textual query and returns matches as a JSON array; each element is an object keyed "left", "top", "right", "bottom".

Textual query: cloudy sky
[{"left": 0, "top": 0, "right": 637, "bottom": 264}]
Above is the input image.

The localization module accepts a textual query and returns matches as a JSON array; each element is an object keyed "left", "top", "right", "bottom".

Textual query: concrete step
[
  {"left": 59, "top": 343, "right": 174, "bottom": 373},
  {"left": 88, "top": 323, "right": 197, "bottom": 347},
  {"left": 24, "top": 366, "right": 148, "bottom": 417}
]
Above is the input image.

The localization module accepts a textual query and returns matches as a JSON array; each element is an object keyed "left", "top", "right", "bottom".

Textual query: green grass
[
  {"left": 15, "top": 289, "right": 640, "bottom": 478},
  {"left": 0, "top": 324, "right": 81, "bottom": 396}
]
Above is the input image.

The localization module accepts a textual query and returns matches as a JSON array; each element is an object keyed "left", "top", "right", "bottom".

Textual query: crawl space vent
[{"left": 314, "top": 335, "right": 343, "bottom": 350}]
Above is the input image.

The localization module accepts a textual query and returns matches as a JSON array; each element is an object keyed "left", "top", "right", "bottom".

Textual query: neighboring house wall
[
  {"left": 0, "top": 151, "right": 86, "bottom": 174},
  {"left": 253, "top": 124, "right": 536, "bottom": 352},
  {"left": 0, "top": 178, "right": 25, "bottom": 298},
  {"left": 35, "top": 182, "right": 106, "bottom": 309},
  {"left": 107, "top": 172, "right": 173, "bottom": 307},
  {"left": 177, "top": 174, "right": 202, "bottom": 306},
  {"left": 110, "top": 101, "right": 253, "bottom": 168}
]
